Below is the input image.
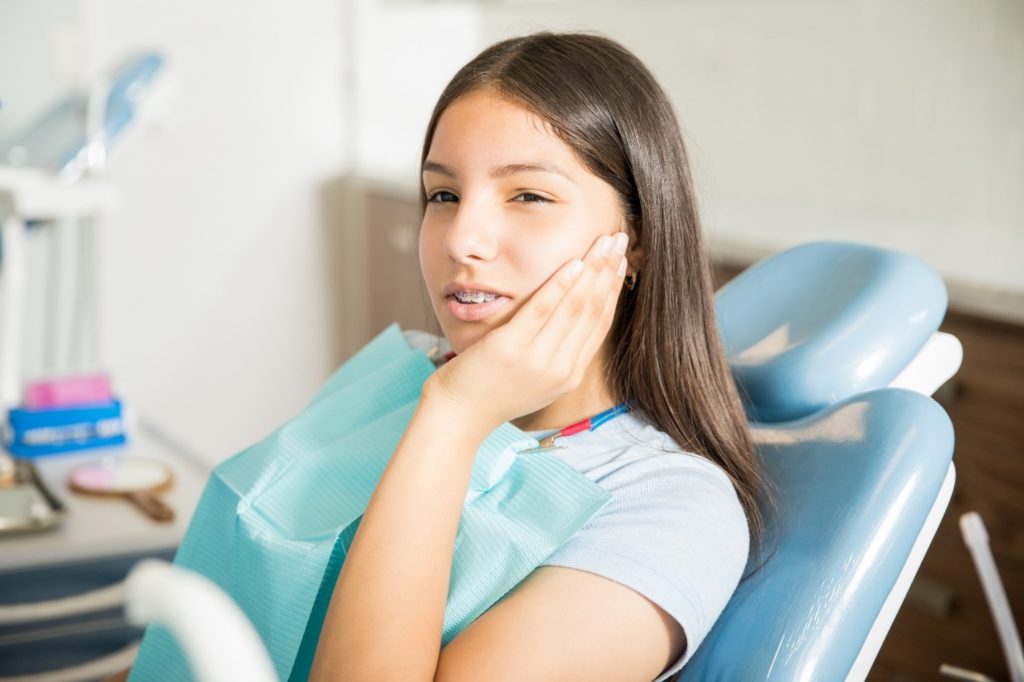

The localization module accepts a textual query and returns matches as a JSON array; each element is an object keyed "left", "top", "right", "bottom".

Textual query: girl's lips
[{"left": 446, "top": 295, "right": 511, "bottom": 322}]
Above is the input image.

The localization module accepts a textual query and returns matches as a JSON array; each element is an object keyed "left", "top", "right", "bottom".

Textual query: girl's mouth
[{"left": 446, "top": 294, "right": 511, "bottom": 321}]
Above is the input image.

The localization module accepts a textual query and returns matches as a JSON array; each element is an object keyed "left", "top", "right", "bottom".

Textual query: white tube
[
  {"left": 123, "top": 559, "right": 277, "bottom": 682},
  {"left": 85, "top": 210, "right": 107, "bottom": 372},
  {"left": 939, "top": 663, "right": 998, "bottom": 682},
  {"left": 50, "top": 216, "right": 79, "bottom": 373},
  {"left": 960, "top": 512, "right": 1024, "bottom": 682},
  {"left": 1, "top": 214, "right": 27, "bottom": 411}
]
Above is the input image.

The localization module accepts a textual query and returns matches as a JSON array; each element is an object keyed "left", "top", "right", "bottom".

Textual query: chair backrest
[{"left": 679, "top": 388, "right": 954, "bottom": 680}]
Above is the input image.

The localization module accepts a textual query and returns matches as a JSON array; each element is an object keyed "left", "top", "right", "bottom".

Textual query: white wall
[
  {"left": 84, "top": 0, "right": 348, "bottom": 463},
  {"left": 0, "top": 0, "right": 79, "bottom": 139},
  {"left": 346, "top": 0, "right": 481, "bottom": 184}
]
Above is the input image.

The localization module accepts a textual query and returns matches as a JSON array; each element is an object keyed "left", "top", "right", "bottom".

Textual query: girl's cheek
[{"left": 419, "top": 230, "right": 445, "bottom": 289}]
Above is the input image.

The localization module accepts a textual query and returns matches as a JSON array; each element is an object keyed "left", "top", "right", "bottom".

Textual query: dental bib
[{"left": 128, "top": 323, "right": 612, "bottom": 681}]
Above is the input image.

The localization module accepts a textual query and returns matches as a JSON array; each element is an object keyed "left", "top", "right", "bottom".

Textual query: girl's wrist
[{"left": 419, "top": 377, "right": 503, "bottom": 441}]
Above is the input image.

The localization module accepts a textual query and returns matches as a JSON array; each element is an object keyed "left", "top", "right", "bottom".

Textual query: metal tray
[{"left": 0, "top": 457, "right": 67, "bottom": 534}]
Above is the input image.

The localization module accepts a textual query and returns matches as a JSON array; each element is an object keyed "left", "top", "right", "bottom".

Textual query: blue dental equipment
[{"left": 0, "top": 52, "right": 166, "bottom": 179}]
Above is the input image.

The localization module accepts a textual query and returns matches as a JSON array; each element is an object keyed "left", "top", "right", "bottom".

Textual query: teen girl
[{"left": 310, "top": 31, "right": 768, "bottom": 682}]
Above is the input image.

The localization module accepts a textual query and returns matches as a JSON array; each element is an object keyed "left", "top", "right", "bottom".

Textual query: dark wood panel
[
  {"left": 872, "top": 533, "right": 1023, "bottom": 681},
  {"left": 365, "top": 187, "right": 439, "bottom": 337}
]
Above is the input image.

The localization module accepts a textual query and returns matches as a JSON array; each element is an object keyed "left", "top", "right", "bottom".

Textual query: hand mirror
[{"left": 68, "top": 457, "right": 175, "bottom": 522}]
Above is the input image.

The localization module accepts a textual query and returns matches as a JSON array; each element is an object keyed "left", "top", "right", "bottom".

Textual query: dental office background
[
  {"left": 1, "top": 0, "right": 1021, "bottom": 677},
  {"left": 2, "top": 0, "right": 1020, "bottom": 461}
]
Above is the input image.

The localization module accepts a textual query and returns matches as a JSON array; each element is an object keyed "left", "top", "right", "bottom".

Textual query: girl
[{"left": 310, "top": 32, "right": 768, "bottom": 682}]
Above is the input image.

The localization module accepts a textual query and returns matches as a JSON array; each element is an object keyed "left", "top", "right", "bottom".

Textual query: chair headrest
[{"left": 716, "top": 241, "right": 947, "bottom": 422}]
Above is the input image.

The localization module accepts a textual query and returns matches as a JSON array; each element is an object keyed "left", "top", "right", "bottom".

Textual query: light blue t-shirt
[{"left": 524, "top": 411, "right": 749, "bottom": 681}]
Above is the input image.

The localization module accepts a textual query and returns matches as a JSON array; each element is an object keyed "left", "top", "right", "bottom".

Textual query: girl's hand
[{"left": 423, "top": 231, "right": 630, "bottom": 431}]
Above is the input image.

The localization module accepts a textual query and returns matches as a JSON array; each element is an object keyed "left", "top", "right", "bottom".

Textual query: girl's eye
[
  {"left": 426, "top": 190, "right": 458, "bottom": 203},
  {"left": 513, "top": 192, "right": 550, "bottom": 203}
]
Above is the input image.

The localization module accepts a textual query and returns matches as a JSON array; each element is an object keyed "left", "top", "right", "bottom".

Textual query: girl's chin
[
  {"left": 439, "top": 306, "right": 517, "bottom": 351},
  {"left": 442, "top": 331, "right": 480, "bottom": 355},
  {"left": 442, "top": 323, "right": 504, "bottom": 355}
]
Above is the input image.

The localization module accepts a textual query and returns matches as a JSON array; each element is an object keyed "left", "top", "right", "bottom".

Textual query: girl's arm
[
  {"left": 310, "top": 231, "right": 629, "bottom": 681},
  {"left": 308, "top": 387, "right": 497, "bottom": 681}
]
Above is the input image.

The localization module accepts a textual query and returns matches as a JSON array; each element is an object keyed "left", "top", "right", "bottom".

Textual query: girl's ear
[{"left": 623, "top": 220, "right": 645, "bottom": 271}]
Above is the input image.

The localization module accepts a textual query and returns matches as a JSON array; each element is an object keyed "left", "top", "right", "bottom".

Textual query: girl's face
[{"left": 420, "top": 89, "right": 627, "bottom": 354}]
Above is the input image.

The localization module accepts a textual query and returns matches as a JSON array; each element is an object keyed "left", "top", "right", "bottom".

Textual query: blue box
[{"left": 4, "top": 400, "right": 127, "bottom": 457}]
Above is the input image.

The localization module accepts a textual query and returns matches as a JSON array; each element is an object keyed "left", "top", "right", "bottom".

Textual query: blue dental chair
[{"left": 680, "top": 241, "right": 960, "bottom": 680}]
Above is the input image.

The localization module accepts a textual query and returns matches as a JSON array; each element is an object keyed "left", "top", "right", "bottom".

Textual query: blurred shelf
[{"left": 0, "top": 416, "right": 210, "bottom": 572}]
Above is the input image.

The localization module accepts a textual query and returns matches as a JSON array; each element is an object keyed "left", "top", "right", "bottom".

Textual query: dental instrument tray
[{"left": 0, "top": 457, "right": 67, "bottom": 534}]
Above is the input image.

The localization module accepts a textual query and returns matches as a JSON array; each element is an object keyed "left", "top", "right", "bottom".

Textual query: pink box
[{"left": 24, "top": 374, "right": 113, "bottom": 409}]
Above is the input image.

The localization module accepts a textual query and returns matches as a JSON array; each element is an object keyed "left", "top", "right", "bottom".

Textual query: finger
[
  {"left": 532, "top": 229, "right": 626, "bottom": 372},
  {"left": 563, "top": 241, "right": 627, "bottom": 363},
  {"left": 501, "top": 231, "right": 609, "bottom": 347},
  {"left": 523, "top": 233, "right": 612, "bottom": 356},
  {"left": 547, "top": 233, "right": 628, "bottom": 375},
  {"left": 572, "top": 250, "right": 628, "bottom": 375},
  {"left": 499, "top": 256, "right": 589, "bottom": 348}
]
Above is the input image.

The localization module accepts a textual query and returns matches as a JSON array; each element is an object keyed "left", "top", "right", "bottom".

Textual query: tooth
[{"left": 455, "top": 291, "right": 497, "bottom": 303}]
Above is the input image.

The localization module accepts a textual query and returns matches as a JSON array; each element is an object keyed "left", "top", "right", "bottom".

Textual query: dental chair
[
  {"left": 680, "top": 241, "right": 960, "bottom": 680},
  {"left": 0, "top": 240, "right": 959, "bottom": 681}
]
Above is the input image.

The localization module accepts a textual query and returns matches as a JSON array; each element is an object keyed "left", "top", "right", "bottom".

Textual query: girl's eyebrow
[{"left": 422, "top": 160, "right": 576, "bottom": 184}]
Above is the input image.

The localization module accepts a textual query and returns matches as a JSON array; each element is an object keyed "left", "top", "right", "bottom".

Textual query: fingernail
[
  {"left": 568, "top": 259, "right": 584, "bottom": 278},
  {"left": 599, "top": 235, "right": 613, "bottom": 255},
  {"left": 617, "top": 257, "right": 627, "bottom": 277},
  {"left": 613, "top": 232, "right": 628, "bottom": 256}
]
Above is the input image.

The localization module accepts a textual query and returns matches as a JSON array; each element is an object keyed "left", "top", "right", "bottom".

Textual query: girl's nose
[{"left": 444, "top": 199, "right": 499, "bottom": 264}]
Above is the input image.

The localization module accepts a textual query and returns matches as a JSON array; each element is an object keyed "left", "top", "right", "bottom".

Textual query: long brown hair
[{"left": 420, "top": 32, "right": 772, "bottom": 552}]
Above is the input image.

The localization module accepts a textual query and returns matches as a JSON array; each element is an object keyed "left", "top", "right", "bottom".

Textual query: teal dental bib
[{"left": 129, "top": 323, "right": 612, "bottom": 681}]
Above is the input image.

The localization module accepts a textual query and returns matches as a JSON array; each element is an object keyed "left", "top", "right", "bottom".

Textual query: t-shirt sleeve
[{"left": 538, "top": 452, "right": 749, "bottom": 681}]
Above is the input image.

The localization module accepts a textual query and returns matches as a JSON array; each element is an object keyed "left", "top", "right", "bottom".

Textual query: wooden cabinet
[
  {"left": 871, "top": 312, "right": 1024, "bottom": 681},
  {"left": 336, "top": 180, "right": 437, "bottom": 353}
]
